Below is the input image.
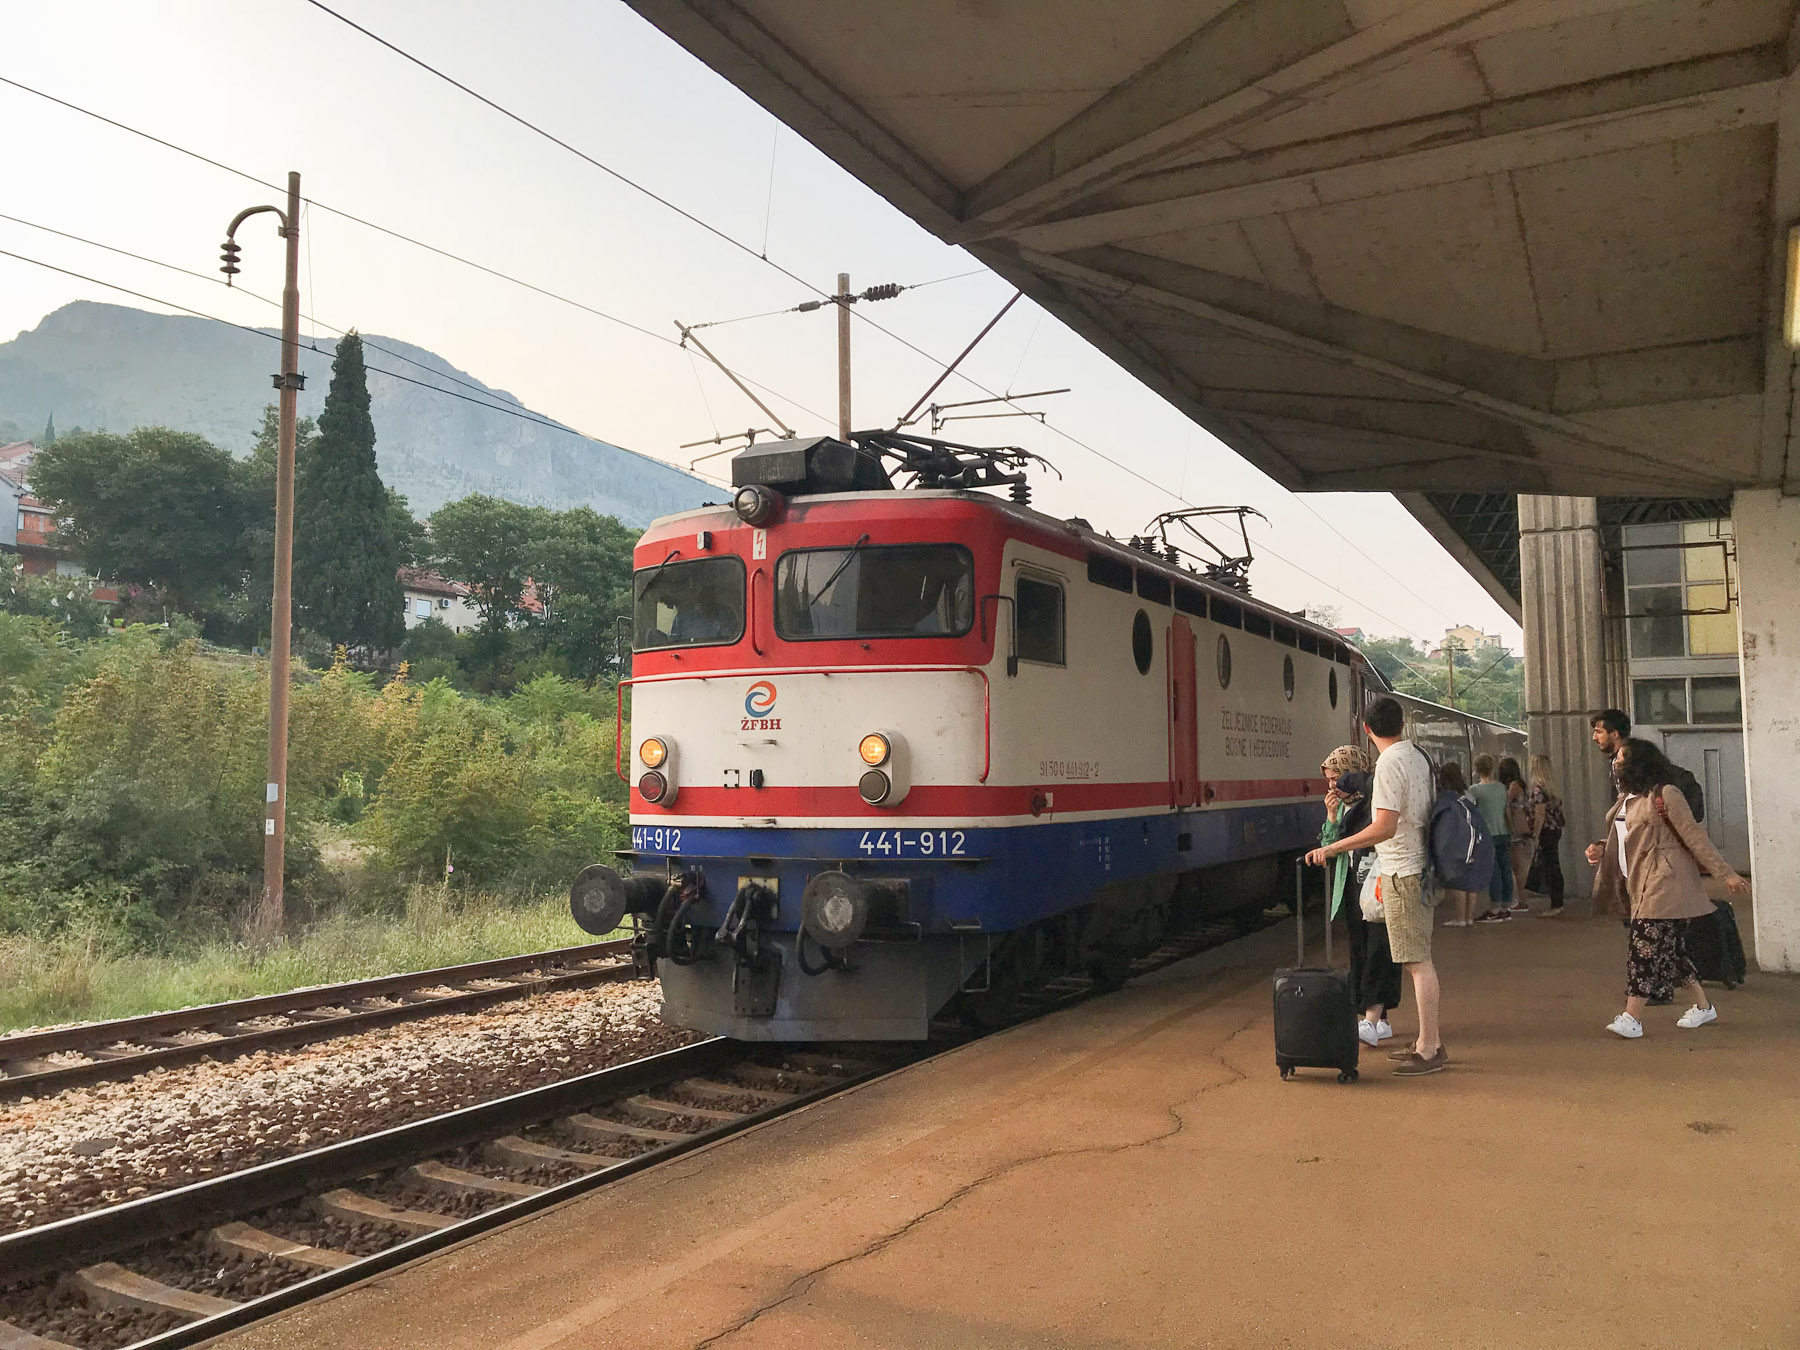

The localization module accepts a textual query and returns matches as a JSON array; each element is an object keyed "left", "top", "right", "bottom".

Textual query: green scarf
[{"left": 1319, "top": 814, "right": 1352, "bottom": 920}]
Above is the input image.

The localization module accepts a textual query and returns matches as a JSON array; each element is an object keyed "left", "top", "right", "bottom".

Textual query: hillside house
[{"left": 400, "top": 566, "right": 477, "bottom": 633}]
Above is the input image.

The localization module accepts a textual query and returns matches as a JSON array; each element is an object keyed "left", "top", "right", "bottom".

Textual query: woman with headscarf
[{"left": 1319, "top": 744, "right": 1402, "bottom": 1047}]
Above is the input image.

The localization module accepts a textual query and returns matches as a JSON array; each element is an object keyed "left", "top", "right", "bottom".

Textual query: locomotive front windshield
[
  {"left": 634, "top": 556, "right": 745, "bottom": 649},
  {"left": 775, "top": 544, "right": 973, "bottom": 639}
]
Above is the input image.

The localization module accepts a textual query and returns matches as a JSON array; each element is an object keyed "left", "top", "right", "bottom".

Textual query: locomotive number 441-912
[{"left": 858, "top": 829, "right": 969, "bottom": 857}]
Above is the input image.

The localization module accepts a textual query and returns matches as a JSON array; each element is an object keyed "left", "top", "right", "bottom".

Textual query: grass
[{"left": 0, "top": 887, "right": 607, "bottom": 1035}]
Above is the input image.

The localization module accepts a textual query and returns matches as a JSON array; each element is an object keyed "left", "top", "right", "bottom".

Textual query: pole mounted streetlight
[{"left": 222, "top": 171, "right": 303, "bottom": 938}]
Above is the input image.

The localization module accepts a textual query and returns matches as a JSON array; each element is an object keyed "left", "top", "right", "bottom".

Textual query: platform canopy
[{"left": 628, "top": 0, "right": 1800, "bottom": 607}]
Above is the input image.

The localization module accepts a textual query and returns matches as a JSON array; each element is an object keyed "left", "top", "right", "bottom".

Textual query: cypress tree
[
  {"left": 41, "top": 412, "right": 55, "bottom": 445},
  {"left": 293, "top": 332, "right": 403, "bottom": 650}
]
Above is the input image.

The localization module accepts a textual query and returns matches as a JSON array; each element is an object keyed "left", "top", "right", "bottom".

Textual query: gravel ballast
[{"left": 0, "top": 981, "right": 695, "bottom": 1235}]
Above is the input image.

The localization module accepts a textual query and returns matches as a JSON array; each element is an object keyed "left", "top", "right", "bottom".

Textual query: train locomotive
[{"left": 570, "top": 432, "right": 1524, "bottom": 1040}]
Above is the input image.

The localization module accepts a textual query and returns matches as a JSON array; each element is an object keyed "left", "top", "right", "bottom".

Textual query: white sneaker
[
  {"left": 1375, "top": 1019, "right": 1394, "bottom": 1042},
  {"left": 1358, "top": 1018, "right": 1380, "bottom": 1047},
  {"left": 1605, "top": 1012, "right": 1644, "bottom": 1039},
  {"left": 1676, "top": 1004, "right": 1718, "bottom": 1029}
]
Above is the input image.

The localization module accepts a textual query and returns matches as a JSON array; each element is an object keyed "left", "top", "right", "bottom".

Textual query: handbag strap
[{"left": 1652, "top": 787, "right": 1698, "bottom": 864}]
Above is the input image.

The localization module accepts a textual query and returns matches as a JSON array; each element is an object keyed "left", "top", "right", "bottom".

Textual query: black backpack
[{"left": 1667, "top": 762, "right": 1706, "bottom": 823}]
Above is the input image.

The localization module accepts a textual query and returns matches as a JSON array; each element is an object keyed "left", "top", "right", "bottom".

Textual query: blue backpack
[
  {"left": 1427, "top": 786, "right": 1496, "bottom": 892},
  {"left": 1411, "top": 747, "right": 1496, "bottom": 892}
]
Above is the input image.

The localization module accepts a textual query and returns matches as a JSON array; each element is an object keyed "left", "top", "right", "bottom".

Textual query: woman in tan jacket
[{"left": 1595, "top": 739, "right": 1748, "bottom": 1039}]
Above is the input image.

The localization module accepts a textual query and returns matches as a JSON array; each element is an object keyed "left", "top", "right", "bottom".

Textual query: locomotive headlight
[
  {"left": 852, "top": 729, "right": 908, "bottom": 807},
  {"left": 733, "top": 483, "right": 784, "bottom": 526},
  {"left": 635, "top": 735, "right": 677, "bottom": 804}
]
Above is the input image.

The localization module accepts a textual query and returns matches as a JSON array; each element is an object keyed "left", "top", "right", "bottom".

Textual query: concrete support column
[
  {"left": 1518, "top": 495, "right": 1610, "bottom": 898},
  {"left": 1733, "top": 488, "right": 1800, "bottom": 972}
]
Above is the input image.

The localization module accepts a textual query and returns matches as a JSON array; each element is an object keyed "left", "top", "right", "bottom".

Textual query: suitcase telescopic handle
[{"left": 1294, "top": 855, "right": 1331, "bottom": 967}]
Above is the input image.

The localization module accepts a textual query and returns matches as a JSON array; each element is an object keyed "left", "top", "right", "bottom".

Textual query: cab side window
[{"left": 1016, "top": 576, "right": 1065, "bottom": 666}]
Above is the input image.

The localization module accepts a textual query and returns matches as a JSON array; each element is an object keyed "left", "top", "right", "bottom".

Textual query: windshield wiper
[
  {"left": 806, "top": 534, "right": 870, "bottom": 608},
  {"left": 635, "top": 549, "right": 683, "bottom": 601}
]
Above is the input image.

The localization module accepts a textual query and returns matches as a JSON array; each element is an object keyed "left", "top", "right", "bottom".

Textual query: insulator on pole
[
  {"left": 861, "top": 282, "right": 903, "bottom": 302},
  {"left": 219, "top": 239, "right": 242, "bottom": 285}
]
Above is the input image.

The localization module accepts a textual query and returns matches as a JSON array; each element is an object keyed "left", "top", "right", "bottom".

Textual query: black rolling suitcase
[
  {"left": 1687, "top": 900, "right": 1748, "bottom": 989},
  {"left": 1274, "top": 860, "right": 1360, "bottom": 1083}
]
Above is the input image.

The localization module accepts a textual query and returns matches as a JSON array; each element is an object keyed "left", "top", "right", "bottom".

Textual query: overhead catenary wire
[
  {"left": 0, "top": 70, "right": 1438, "bottom": 640},
  {"left": 0, "top": 74, "right": 828, "bottom": 431},
  {"left": 0, "top": 210, "right": 622, "bottom": 425},
  {"left": 0, "top": 246, "right": 741, "bottom": 486}
]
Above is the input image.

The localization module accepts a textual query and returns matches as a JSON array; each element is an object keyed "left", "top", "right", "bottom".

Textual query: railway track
[
  {"left": 0, "top": 907, "right": 1290, "bottom": 1349},
  {"left": 0, "top": 940, "right": 637, "bottom": 1099},
  {"left": 0, "top": 1039, "right": 905, "bottom": 1350}
]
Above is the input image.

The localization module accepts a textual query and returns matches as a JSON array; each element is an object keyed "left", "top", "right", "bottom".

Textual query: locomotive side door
[{"left": 1168, "top": 615, "right": 1199, "bottom": 806}]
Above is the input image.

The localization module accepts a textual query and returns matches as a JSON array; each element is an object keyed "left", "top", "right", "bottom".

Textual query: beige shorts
[{"left": 1382, "top": 873, "right": 1432, "bottom": 964}]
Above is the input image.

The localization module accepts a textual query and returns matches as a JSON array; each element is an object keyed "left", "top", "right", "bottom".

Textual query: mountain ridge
[{"left": 0, "top": 301, "right": 716, "bottom": 525}]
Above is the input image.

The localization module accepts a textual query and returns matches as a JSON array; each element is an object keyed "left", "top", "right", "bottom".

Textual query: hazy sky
[{"left": 1, "top": 0, "right": 1520, "bottom": 649}]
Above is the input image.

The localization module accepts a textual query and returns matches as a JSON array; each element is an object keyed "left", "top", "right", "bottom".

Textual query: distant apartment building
[
  {"left": 1439, "top": 623, "right": 1503, "bottom": 655},
  {"left": 399, "top": 566, "right": 477, "bottom": 632},
  {"left": 1333, "top": 625, "right": 1366, "bottom": 646},
  {"left": 0, "top": 444, "right": 60, "bottom": 577}
]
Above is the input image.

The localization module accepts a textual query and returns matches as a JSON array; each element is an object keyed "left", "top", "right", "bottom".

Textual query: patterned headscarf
[{"left": 1321, "top": 744, "right": 1373, "bottom": 778}]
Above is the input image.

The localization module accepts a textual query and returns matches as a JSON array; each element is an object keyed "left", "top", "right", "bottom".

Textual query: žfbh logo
[{"left": 742, "top": 680, "right": 780, "bottom": 730}]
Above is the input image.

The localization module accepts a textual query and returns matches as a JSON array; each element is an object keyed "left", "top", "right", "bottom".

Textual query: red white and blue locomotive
[{"left": 570, "top": 433, "right": 1523, "bottom": 1040}]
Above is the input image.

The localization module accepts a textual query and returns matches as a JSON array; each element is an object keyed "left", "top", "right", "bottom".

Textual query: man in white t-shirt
[{"left": 1305, "top": 696, "right": 1445, "bottom": 1076}]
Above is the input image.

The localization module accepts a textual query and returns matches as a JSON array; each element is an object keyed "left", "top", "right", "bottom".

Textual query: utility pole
[
  {"left": 836, "top": 272, "right": 852, "bottom": 439},
  {"left": 1443, "top": 637, "right": 1459, "bottom": 709},
  {"left": 222, "top": 171, "right": 303, "bottom": 939}
]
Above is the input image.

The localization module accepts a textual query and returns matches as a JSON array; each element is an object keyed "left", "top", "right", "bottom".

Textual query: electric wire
[
  {"left": 302, "top": 0, "right": 826, "bottom": 292},
  {"left": 1, "top": 68, "right": 1439, "bottom": 637},
  {"left": 0, "top": 246, "right": 739, "bottom": 485},
  {"left": 0, "top": 74, "right": 827, "bottom": 428},
  {"left": 0, "top": 210, "right": 665, "bottom": 451}
]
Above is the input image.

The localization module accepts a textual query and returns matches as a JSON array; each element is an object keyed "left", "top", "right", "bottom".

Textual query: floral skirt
[{"left": 1627, "top": 919, "right": 1699, "bottom": 1001}]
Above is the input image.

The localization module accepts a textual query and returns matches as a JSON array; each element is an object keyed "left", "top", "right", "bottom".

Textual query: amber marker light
[
  {"left": 639, "top": 737, "right": 668, "bottom": 768},
  {"left": 858, "top": 733, "right": 890, "bottom": 766}
]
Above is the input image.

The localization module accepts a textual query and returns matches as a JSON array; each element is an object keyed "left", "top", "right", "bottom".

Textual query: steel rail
[
  {"left": 0, "top": 940, "right": 636, "bottom": 1098},
  {"left": 0, "top": 1038, "right": 910, "bottom": 1350}
]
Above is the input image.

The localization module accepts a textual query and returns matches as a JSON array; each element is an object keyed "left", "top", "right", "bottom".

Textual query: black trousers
[
  {"left": 1343, "top": 885, "right": 1404, "bottom": 1015},
  {"left": 1536, "top": 827, "right": 1566, "bottom": 907}
]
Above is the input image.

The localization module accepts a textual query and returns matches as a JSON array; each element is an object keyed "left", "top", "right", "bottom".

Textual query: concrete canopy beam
[
  {"left": 1012, "top": 244, "right": 1748, "bottom": 493},
  {"left": 961, "top": 0, "right": 1518, "bottom": 229},
  {"left": 999, "top": 76, "right": 1783, "bottom": 254}
]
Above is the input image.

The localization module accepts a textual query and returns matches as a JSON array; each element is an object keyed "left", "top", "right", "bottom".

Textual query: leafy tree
[
  {"left": 28, "top": 428, "right": 256, "bottom": 611},
  {"left": 1359, "top": 633, "right": 1524, "bottom": 728},
  {"left": 524, "top": 507, "right": 638, "bottom": 679},
  {"left": 292, "top": 334, "right": 404, "bottom": 651},
  {"left": 427, "top": 494, "right": 540, "bottom": 633},
  {"left": 41, "top": 413, "right": 55, "bottom": 446}
]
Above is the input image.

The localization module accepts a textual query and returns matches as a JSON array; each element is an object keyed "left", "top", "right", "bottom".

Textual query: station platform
[{"left": 224, "top": 903, "right": 1800, "bottom": 1349}]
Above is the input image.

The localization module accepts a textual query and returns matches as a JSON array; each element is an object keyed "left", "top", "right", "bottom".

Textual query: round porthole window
[
  {"left": 1217, "top": 634, "right": 1232, "bottom": 688},
  {"left": 1283, "top": 654, "right": 1295, "bottom": 701},
  {"left": 1132, "top": 610, "right": 1153, "bottom": 675},
  {"left": 1328, "top": 666, "right": 1339, "bottom": 708}
]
